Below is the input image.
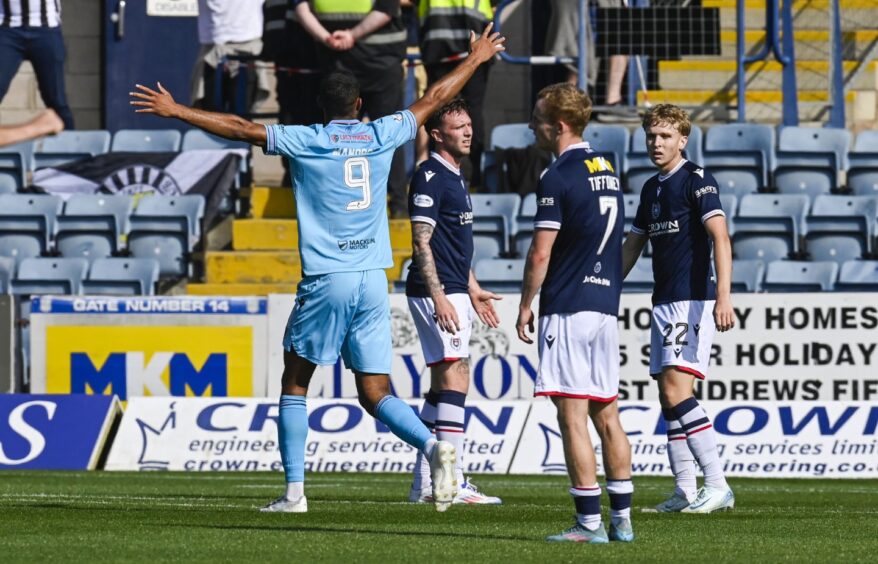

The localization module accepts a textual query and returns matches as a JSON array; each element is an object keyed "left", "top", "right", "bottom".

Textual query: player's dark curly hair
[
  {"left": 317, "top": 71, "right": 360, "bottom": 118},
  {"left": 425, "top": 99, "right": 471, "bottom": 134}
]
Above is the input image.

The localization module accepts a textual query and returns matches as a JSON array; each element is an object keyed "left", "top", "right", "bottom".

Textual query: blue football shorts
[{"left": 283, "top": 269, "right": 392, "bottom": 374}]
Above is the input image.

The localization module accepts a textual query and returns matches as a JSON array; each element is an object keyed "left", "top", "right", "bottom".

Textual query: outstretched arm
[
  {"left": 408, "top": 23, "right": 505, "bottom": 127},
  {"left": 130, "top": 82, "right": 267, "bottom": 147}
]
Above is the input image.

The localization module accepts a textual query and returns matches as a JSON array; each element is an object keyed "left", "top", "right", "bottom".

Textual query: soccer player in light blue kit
[{"left": 130, "top": 24, "right": 506, "bottom": 514}]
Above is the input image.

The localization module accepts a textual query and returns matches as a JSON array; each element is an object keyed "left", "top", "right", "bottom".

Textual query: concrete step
[
  {"left": 187, "top": 282, "right": 295, "bottom": 296},
  {"left": 713, "top": 2, "right": 878, "bottom": 31},
  {"left": 232, "top": 218, "right": 413, "bottom": 251},
  {"left": 659, "top": 59, "right": 878, "bottom": 91},
  {"left": 249, "top": 186, "right": 295, "bottom": 219},
  {"left": 205, "top": 250, "right": 412, "bottom": 284},
  {"left": 637, "top": 89, "right": 867, "bottom": 122},
  {"left": 718, "top": 30, "right": 878, "bottom": 59}
]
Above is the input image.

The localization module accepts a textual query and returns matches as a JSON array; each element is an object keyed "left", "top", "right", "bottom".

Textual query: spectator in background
[
  {"left": 262, "top": 0, "right": 322, "bottom": 186},
  {"left": 0, "top": 1, "right": 74, "bottom": 129},
  {"left": 416, "top": 0, "right": 494, "bottom": 189},
  {"left": 294, "top": 0, "right": 410, "bottom": 218},
  {"left": 546, "top": 0, "right": 637, "bottom": 122},
  {"left": 0, "top": 109, "right": 62, "bottom": 147},
  {"left": 191, "top": 0, "right": 271, "bottom": 114}
]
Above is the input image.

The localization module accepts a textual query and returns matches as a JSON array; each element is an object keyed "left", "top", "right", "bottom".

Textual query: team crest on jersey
[
  {"left": 651, "top": 202, "right": 661, "bottom": 219},
  {"left": 330, "top": 134, "right": 339, "bottom": 143},
  {"left": 594, "top": 262, "right": 602, "bottom": 274},
  {"left": 451, "top": 337, "right": 461, "bottom": 350}
]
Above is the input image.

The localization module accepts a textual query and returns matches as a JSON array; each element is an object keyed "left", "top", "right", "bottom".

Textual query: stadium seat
[
  {"left": 623, "top": 154, "right": 655, "bottom": 194},
  {"left": 584, "top": 124, "right": 629, "bottom": 174},
  {"left": 0, "top": 141, "right": 33, "bottom": 191},
  {"left": 181, "top": 129, "right": 251, "bottom": 183},
  {"left": 490, "top": 123, "right": 534, "bottom": 149},
  {"left": 836, "top": 260, "right": 878, "bottom": 291},
  {"left": 623, "top": 194, "right": 639, "bottom": 233},
  {"left": 56, "top": 194, "right": 135, "bottom": 260},
  {"left": 470, "top": 193, "right": 520, "bottom": 253},
  {"left": 703, "top": 123, "right": 774, "bottom": 195},
  {"left": 0, "top": 175, "right": 17, "bottom": 195},
  {"left": 623, "top": 257, "right": 654, "bottom": 293},
  {"left": 847, "top": 131, "right": 878, "bottom": 196},
  {"left": 473, "top": 235, "right": 502, "bottom": 264},
  {"left": 128, "top": 195, "right": 205, "bottom": 278},
  {"left": 0, "top": 256, "right": 14, "bottom": 293},
  {"left": 734, "top": 194, "right": 809, "bottom": 255},
  {"left": 0, "top": 193, "right": 64, "bottom": 252},
  {"left": 513, "top": 193, "right": 537, "bottom": 254},
  {"left": 10, "top": 257, "right": 89, "bottom": 295},
  {"left": 763, "top": 260, "right": 838, "bottom": 292},
  {"left": 806, "top": 195, "right": 876, "bottom": 256},
  {"left": 0, "top": 235, "right": 42, "bottom": 268},
  {"left": 82, "top": 257, "right": 159, "bottom": 296},
  {"left": 111, "top": 129, "right": 182, "bottom": 152},
  {"left": 719, "top": 194, "right": 737, "bottom": 236},
  {"left": 731, "top": 259, "right": 764, "bottom": 292},
  {"left": 775, "top": 127, "right": 851, "bottom": 200},
  {"left": 32, "top": 130, "right": 111, "bottom": 169},
  {"left": 473, "top": 258, "right": 524, "bottom": 292},
  {"left": 806, "top": 235, "right": 864, "bottom": 265},
  {"left": 733, "top": 236, "right": 791, "bottom": 262}
]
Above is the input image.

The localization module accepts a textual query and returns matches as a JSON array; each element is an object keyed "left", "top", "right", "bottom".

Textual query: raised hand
[
  {"left": 129, "top": 82, "right": 179, "bottom": 118},
  {"left": 468, "top": 22, "right": 506, "bottom": 65}
]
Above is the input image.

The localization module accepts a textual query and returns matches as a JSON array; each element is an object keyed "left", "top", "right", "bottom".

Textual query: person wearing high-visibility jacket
[
  {"left": 418, "top": 0, "right": 494, "bottom": 189},
  {"left": 295, "top": 0, "right": 410, "bottom": 218}
]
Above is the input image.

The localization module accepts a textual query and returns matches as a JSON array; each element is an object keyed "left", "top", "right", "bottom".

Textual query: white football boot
[
  {"left": 654, "top": 491, "right": 693, "bottom": 513},
  {"left": 681, "top": 486, "right": 735, "bottom": 514},
  {"left": 260, "top": 495, "right": 308, "bottom": 513},
  {"left": 428, "top": 440, "right": 458, "bottom": 512}
]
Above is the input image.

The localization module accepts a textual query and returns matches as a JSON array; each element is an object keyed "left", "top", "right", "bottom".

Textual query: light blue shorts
[{"left": 284, "top": 269, "right": 392, "bottom": 374}]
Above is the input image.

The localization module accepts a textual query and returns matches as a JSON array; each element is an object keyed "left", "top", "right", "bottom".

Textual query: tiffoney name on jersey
[{"left": 588, "top": 175, "right": 621, "bottom": 192}]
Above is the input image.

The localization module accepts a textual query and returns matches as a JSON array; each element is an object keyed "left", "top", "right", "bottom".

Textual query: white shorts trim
[
  {"left": 535, "top": 311, "right": 620, "bottom": 401},
  {"left": 649, "top": 300, "right": 716, "bottom": 379},
  {"left": 407, "top": 294, "right": 474, "bottom": 365}
]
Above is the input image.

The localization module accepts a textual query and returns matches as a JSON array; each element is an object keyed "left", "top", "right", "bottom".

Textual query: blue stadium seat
[
  {"left": 623, "top": 257, "right": 654, "bottom": 293},
  {"left": 128, "top": 195, "right": 205, "bottom": 277},
  {"left": 775, "top": 127, "right": 851, "bottom": 200},
  {"left": 763, "top": 260, "right": 838, "bottom": 292},
  {"left": 111, "top": 129, "right": 182, "bottom": 152},
  {"left": 473, "top": 258, "right": 524, "bottom": 292},
  {"left": 0, "top": 193, "right": 64, "bottom": 252},
  {"left": 0, "top": 256, "right": 14, "bottom": 293},
  {"left": 181, "top": 129, "right": 251, "bottom": 183},
  {"left": 847, "top": 131, "right": 878, "bottom": 196},
  {"left": 0, "top": 141, "right": 33, "bottom": 191},
  {"left": 684, "top": 125, "right": 704, "bottom": 168},
  {"left": 56, "top": 194, "right": 135, "bottom": 261},
  {"left": 623, "top": 154, "right": 655, "bottom": 194},
  {"left": 0, "top": 235, "right": 42, "bottom": 268},
  {"left": 513, "top": 193, "right": 537, "bottom": 254},
  {"left": 473, "top": 235, "right": 502, "bottom": 264},
  {"left": 0, "top": 175, "right": 17, "bottom": 195},
  {"left": 470, "top": 193, "right": 520, "bottom": 253},
  {"left": 703, "top": 123, "right": 774, "bottom": 195},
  {"left": 32, "top": 130, "right": 111, "bottom": 169},
  {"left": 734, "top": 194, "right": 809, "bottom": 255},
  {"left": 10, "top": 257, "right": 89, "bottom": 295},
  {"left": 82, "top": 257, "right": 159, "bottom": 296},
  {"left": 731, "top": 259, "right": 764, "bottom": 292},
  {"left": 806, "top": 195, "right": 876, "bottom": 255},
  {"left": 623, "top": 194, "right": 639, "bottom": 233},
  {"left": 806, "top": 235, "right": 864, "bottom": 265},
  {"left": 719, "top": 194, "right": 737, "bottom": 236},
  {"left": 836, "top": 260, "right": 878, "bottom": 291},
  {"left": 490, "top": 123, "right": 534, "bottom": 149},
  {"left": 733, "top": 236, "right": 791, "bottom": 262},
  {"left": 584, "top": 124, "right": 629, "bottom": 175},
  {"left": 630, "top": 126, "right": 648, "bottom": 155}
]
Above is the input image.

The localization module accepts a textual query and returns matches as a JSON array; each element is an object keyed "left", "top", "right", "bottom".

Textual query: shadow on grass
[{"left": 196, "top": 523, "right": 538, "bottom": 542}]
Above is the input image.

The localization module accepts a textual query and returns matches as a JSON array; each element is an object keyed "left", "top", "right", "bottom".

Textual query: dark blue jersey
[
  {"left": 534, "top": 142, "right": 625, "bottom": 317},
  {"left": 406, "top": 153, "right": 474, "bottom": 297},
  {"left": 631, "top": 160, "right": 725, "bottom": 305}
]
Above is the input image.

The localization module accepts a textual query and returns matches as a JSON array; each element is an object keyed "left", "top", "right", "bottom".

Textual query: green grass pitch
[{"left": 1, "top": 472, "right": 876, "bottom": 563}]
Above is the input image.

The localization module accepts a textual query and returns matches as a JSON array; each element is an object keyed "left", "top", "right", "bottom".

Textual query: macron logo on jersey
[
  {"left": 424, "top": 171, "right": 436, "bottom": 183},
  {"left": 694, "top": 168, "right": 705, "bottom": 178}
]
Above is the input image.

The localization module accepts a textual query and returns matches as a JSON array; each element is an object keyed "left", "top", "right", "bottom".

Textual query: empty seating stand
[
  {"left": 763, "top": 260, "right": 838, "bottom": 293},
  {"left": 0, "top": 194, "right": 64, "bottom": 259},
  {"left": 775, "top": 127, "right": 851, "bottom": 200},
  {"left": 703, "top": 123, "right": 774, "bottom": 198},
  {"left": 128, "top": 194, "right": 205, "bottom": 277},
  {"left": 56, "top": 194, "right": 135, "bottom": 262},
  {"left": 111, "top": 129, "right": 182, "bottom": 152},
  {"left": 847, "top": 131, "right": 878, "bottom": 196},
  {"left": 805, "top": 195, "right": 876, "bottom": 263},
  {"left": 473, "top": 258, "right": 524, "bottom": 293},
  {"left": 32, "top": 130, "right": 112, "bottom": 170},
  {"left": 836, "top": 260, "right": 878, "bottom": 291},
  {"left": 733, "top": 194, "right": 809, "bottom": 261},
  {"left": 83, "top": 258, "right": 159, "bottom": 296},
  {"left": 731, "top": 259, "right": 764, "bottom": 293},
  {"left": 10, "top": 257, "right": 89, "bottom": 295},
  {"left": 470, "top": 193, "right": 520, "bottom": 254}
]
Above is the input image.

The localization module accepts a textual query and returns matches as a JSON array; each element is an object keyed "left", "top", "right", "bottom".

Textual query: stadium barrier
[
  {"left": 102, "top": 396, "right": 878, "bottom": 478},
  {"left": 0, "top": 394, "right": 120, "bottom": 470},
  {"left": 28, "top": 293, "right": 877, "bottom": 403}
]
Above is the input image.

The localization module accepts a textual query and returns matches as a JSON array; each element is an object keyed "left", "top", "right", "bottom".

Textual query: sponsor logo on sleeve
[
  {"left": 695, "top": 185, "right": 719, "bottom": 198},
  {"left": 413, "top": 194, "right": 434, "bottom": 207},
  {"left": 538, "top": 197, "right": 555, "bottom": 207}
]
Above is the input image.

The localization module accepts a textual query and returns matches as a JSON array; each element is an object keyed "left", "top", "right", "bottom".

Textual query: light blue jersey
[{"left": 264, "top": 110, "right": 418, "bottom": 276}]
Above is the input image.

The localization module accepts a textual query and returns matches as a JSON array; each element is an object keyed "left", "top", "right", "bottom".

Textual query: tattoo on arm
[{"left": 412, "top": 223, "right": 443, "bottom": 297}]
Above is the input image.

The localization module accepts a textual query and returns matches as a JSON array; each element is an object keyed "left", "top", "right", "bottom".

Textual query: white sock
[
  {"left": 435, "top": 390, "right": 466, "bottom": 485},
  {"left": 672, "top": 397, "right": 728, "bottom": 490},
  {"left": 663, "top": 408, "right": 697, "bottom": 499},
  {"left": 285, "top": 482, "right": 304, "bottom": 500},
  {"left": 412, "top": 391, "right": 438, "bottom": 491},
  {"left": 606, "top": 480, "right": 634, "bottom": 526},
  {"left": 571, "top": 485, "right": 602, "bottom": 531}
]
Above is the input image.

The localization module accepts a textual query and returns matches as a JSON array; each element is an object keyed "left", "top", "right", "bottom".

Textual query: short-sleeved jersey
[
  {"left": 264, "top": 110, "right": 418, "bottom": 276},
  {"left": 406, "top": 153, "right": 474, "bottom": 297},
  {"left": 631, "top": 159, "right": 725, "bottom": 305},
  {"left": 534, "top": 142, "right": 625, "bottom": 317}
]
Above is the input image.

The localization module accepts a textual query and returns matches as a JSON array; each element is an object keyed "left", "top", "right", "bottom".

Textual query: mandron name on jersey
[
  {"left": 332, "top": 147, "right": 376, "bottom": 156},
  {"left": 648, "top": 220, "right": 680, "bottom": 235}
]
